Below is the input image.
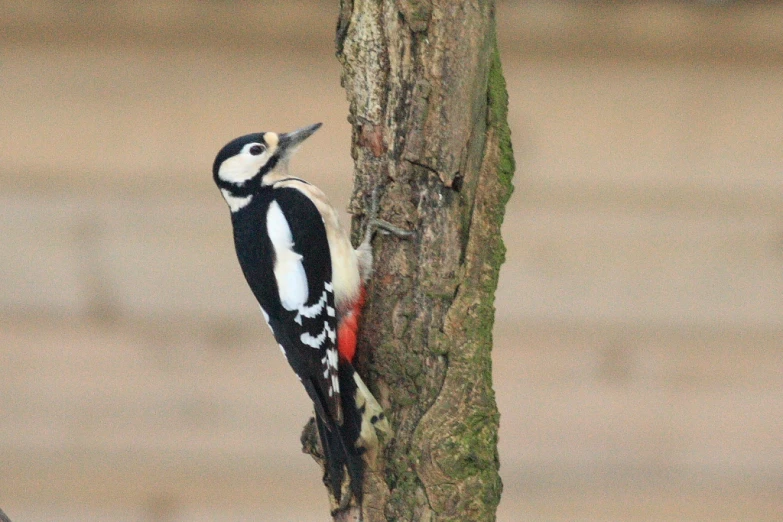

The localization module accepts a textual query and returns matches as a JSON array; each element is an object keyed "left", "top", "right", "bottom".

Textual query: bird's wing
[{"left": 267, "top": 186, "right": 342, "bottom": 426}]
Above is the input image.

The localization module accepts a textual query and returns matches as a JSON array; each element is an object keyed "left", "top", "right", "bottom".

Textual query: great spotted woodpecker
[{"left": 212, "top": 123, "right": 396, "bottom": 508}]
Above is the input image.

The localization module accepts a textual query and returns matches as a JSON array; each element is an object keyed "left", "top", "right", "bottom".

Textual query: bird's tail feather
[
  {"left": 315, "top": 413, "right": 347, "bottom": 503},
  {"left": 316, "top": 363, "right": 364, "bottom": 506},
  {"left": 316, "top": 363, "right": 391, "bottom": 507}
]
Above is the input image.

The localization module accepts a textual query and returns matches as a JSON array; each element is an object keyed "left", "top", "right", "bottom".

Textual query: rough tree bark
[{"left": 303, "top": 1, "right": 514, "bottom": 520}]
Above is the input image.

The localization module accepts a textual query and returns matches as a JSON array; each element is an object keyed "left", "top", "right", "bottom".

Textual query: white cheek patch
[
  {"left": 267, "top": 200, "right": 309, "bottom": 311},
  {"left": 218, "top": 144, "right": 269, "bottom": 185}
]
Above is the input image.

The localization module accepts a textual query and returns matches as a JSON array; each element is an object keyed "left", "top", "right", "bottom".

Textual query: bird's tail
[
  {"left": 316, "top": 362, "right": 391, "bottom": 508},
  {"left": 315, "top": 409, "right": 358, "bottom": 506}
]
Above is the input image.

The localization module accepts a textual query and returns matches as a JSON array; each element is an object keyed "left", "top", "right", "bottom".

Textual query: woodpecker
[{"left": 212, "top": 123, "right": 394, "bottom": 508}]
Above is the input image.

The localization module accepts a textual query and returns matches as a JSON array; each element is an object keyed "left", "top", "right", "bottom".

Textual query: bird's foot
[{"left": 361, "top": 187, "right": 414, "bottom": 245}]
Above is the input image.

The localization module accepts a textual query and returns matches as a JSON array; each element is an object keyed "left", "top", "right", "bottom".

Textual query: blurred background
[{"left": 2, "top": 0, "right": 782, "bottom": 520}]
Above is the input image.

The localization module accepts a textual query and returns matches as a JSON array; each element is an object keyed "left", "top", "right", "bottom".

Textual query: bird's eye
[{"left": 249, "top": 144, "right": 265, "bottom": 156}]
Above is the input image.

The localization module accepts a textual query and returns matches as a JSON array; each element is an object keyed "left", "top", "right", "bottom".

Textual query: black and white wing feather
[{"left": 261, "top": 187, "right": 342, "bottom": 426}]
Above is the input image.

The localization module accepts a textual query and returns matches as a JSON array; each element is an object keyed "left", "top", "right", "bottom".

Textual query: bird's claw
[
  {"left": 362, "top": 187, "right": 413, "bottom": 243},
  {"left": 369, "top": 218, "right": 414, "bottom": 238}
]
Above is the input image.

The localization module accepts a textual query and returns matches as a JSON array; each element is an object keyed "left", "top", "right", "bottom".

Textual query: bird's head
[{"left": 213, "top": 123, "right": 322, "bottom": 205}]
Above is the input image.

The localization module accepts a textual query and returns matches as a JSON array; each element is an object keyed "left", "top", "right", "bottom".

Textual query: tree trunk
[{"left": 305, "top": 1, "right": 514, "bottom": 520}]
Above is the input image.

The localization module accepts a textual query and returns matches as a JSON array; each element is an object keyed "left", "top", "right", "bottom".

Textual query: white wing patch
[
  {"left": 270, "top": 179, "right": 361, "bottom": 312},
  {"left": 267, "top": 200, "right": 309, "bottom": 311}
]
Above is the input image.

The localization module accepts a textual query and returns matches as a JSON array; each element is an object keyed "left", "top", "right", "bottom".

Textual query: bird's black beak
[{"left": 278, "top": 123, "right": 322, "bottom": 158}]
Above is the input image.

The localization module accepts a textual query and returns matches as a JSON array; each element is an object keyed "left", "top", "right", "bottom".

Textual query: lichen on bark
[{"left": 303, "top": 2, "right": 514, "bottom": 520}]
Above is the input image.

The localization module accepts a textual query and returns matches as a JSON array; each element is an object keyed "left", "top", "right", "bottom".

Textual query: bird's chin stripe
[{"left": 258, "top": 155, "right": 280, "bottom": 179}]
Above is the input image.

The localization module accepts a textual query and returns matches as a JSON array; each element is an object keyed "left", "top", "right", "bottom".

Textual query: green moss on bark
[
  {"left": 407, "top": 34, "right": 513, "bottom": 520},
  {"left": 487, "top": 43, "right": 515, "bottom": 206}
]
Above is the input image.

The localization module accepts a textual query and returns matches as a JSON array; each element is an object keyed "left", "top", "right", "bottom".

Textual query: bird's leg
[
  {"left": 355, "top": 187, "right": 412, "bottom": 284},
  {"left": 361, "top": 187, "right": 414, "bottom": 246}
]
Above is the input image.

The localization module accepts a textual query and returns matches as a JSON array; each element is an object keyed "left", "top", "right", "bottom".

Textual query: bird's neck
[
  {"left": 229, "top": 196, "right": 279, "bottom": 315},
  {"left": 219, "top": 176, "right": 268, "bottom": 213}
]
